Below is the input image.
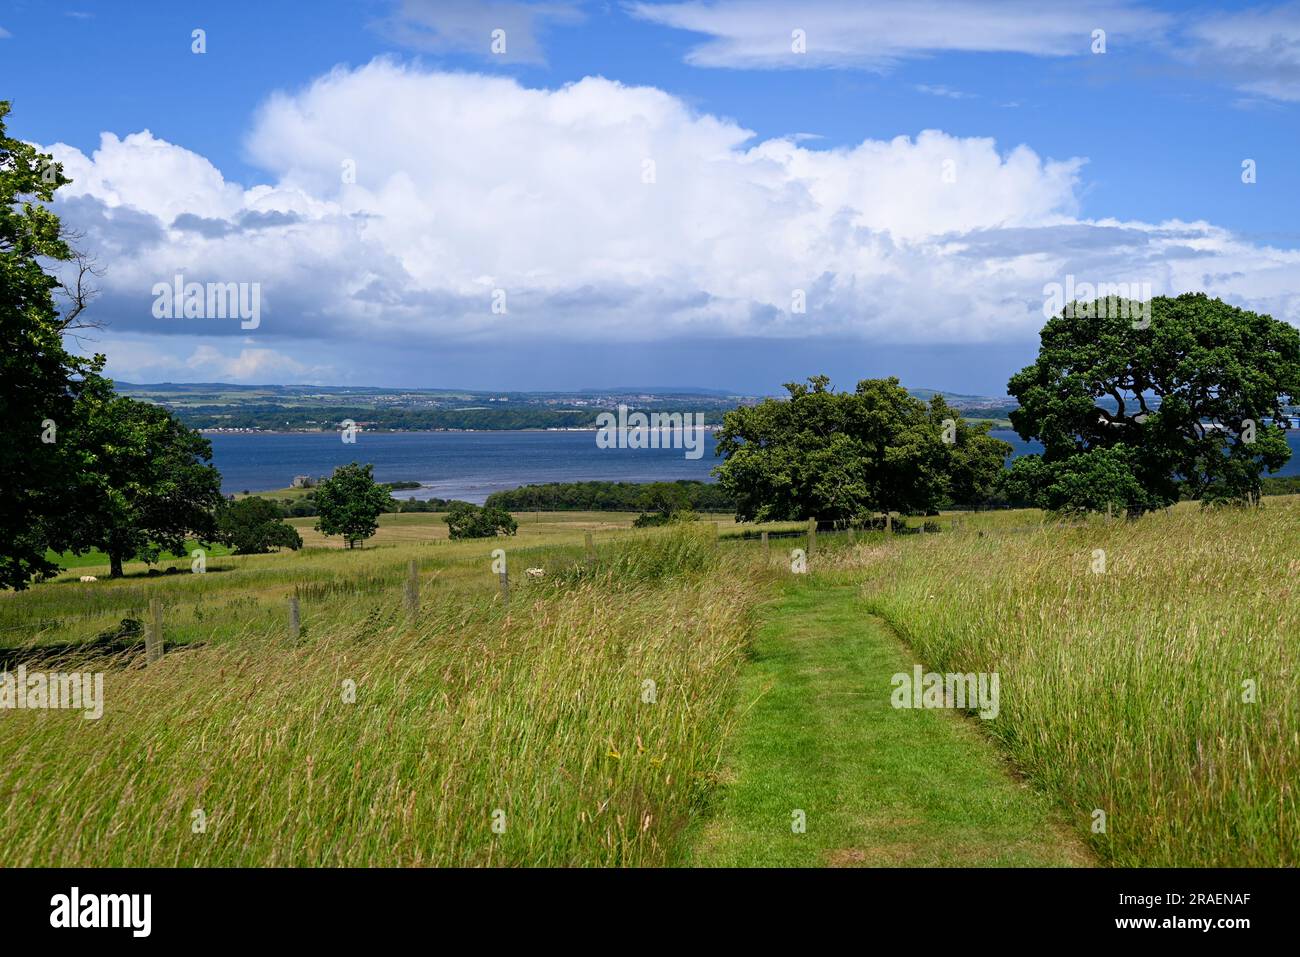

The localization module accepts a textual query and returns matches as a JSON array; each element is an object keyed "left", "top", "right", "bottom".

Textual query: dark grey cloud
[
  {"left": 57, "top": 194, "right": 166, "bottom": 252},
  {"left": 237, "top": 209, "right": 302, "bottom": 230},
  {"left": 172, "top": 213, "right": 233, "bottom": 238},
  {"left": 172, "top": 210, "right": 304, "bottom": 237}
]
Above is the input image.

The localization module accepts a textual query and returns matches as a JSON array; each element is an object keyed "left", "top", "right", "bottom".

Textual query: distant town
[{"left": 119, "top": 382, "right": 1020, "bottom": 433}]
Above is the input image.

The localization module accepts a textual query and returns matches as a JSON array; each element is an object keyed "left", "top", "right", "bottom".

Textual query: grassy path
[{"left": 688, "top": 578, "right": 1092, "bottom": 867}]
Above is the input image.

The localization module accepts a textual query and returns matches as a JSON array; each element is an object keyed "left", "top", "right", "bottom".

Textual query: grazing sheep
[
  {"left": 525, "top": 568, "right": 545, "bottom": 579},
  {"left": 79, "top": 575, "right": 98, "bottom": 583}
]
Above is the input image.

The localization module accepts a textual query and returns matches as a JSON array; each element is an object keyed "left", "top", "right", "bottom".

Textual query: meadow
[
  {"left": 0, "top": 518, "right": 767, "bottom": 866},
  {"left": 0, "top": 501, "right": 1294, "bottom": 867},
  {"left": 856, "top": 499, "right": 1300, "bottom": 867}
]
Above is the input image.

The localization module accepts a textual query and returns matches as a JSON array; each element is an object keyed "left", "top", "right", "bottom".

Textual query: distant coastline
[{"left": 199, "top": 425, "right": 727, "bottom": 435}]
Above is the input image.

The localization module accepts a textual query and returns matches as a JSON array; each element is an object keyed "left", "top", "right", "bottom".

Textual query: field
[
  {"left": 1, "top": 502, "right": 1295, "bottom": 866},
  {"left": 859, "top": 500, "right": 1300, "bottom": 867},
  {"left": 10, "top": 512, "right": 749, "bottom": 650}
]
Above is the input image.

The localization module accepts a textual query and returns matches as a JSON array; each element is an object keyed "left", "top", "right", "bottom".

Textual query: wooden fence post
[
  {"left": 807, "top": 517, "right": 817, "bottom": 554},
  {"left": 499, "top": 568, "right": 510, "bottom": 603},
  {"left": 585, "top": 531, "right": 595, "bottom": 562},
  {"left": 405, "top": 559, "right": 419, "bottom": 617},
  {"left": 146, "top": 598, "right": 164, "bottom": 665},
  {"left": 761, "top": 530, "right": 769, "bottom": 563},
  {"left": 288, "top": 592, "right": 301, "bottom": 642}
]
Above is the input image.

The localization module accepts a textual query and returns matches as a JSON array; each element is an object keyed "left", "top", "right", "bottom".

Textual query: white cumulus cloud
[{"left": 41, "top": 58, "right": 1300, "bottom": 373}]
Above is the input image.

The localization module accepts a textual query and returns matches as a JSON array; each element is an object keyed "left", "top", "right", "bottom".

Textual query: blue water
[
  {"left": 209, "top": 431, "right": 727, "bottom": 504},
  {"left": 209, "top": 429, "right": 1300, "bottom": 504}
]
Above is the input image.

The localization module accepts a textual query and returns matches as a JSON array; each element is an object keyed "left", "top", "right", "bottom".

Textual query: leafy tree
[
  {"left": 444, "top": 502, "right": 518, "bottom": 540},
  {"left": 217, "top": 497, "right": 303, "bottom": 554},
  {"left": 68, "top": 384, "right": 225, "bottom": 577},
  {"left": 313, "top": 463, "right": 391, "bottom": 548},
  {"left": 637, "top": 482, "right": 689, "bottom": 518},
  {"left": 0, "top": 100, "right": 108, "bottom": 589},
  {"left": 927, "top": 394, "right": 1011, "bottom": 509},
  {"left": 1008, "top": 293, "right": 1300, "bottom": 512},
  {"left": 1000, "top": 446, "right": 1157, "bottom": 516},
  {"left": 714, "top": 376, "right": 1010, "bottom": 524}
]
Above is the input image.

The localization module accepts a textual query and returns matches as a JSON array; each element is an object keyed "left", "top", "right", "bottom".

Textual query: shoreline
[{"left": 200, "top": 426, "right": 725, "bottom": 435}]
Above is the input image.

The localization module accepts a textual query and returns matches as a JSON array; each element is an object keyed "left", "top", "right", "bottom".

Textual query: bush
[
  {"left": 632, "top": 512, "right": 671, "bottom": 528},
  {"left": 631, "top": 508, "right": 699, "bottom": 528},
  {"left": 444, "top": 502, "right": 518, "bottom": 540},
  {"left": 217, "top": 497, "right": 304, "bottom": 554}
]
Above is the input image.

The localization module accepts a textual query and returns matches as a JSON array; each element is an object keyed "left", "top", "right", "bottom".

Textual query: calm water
[
  {"left": 210, "top": 431, "right": 727, "bottom": 504},
  {"left": 209, "top": 429, "right": 1300, "bottom": 504}
]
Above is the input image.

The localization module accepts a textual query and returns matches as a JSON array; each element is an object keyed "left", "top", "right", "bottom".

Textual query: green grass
[
  {"left": 0, "top": 526, "right": 761, "bottom": 866},
  {"left": 3, "top": 500, "right": 1295, "bottom": 867},
  {"left": 45, "top": 540, "right": 234, "bottom": 570},
  {"left": 4, "top": 512, "right": 709, "bottom": 650},
  {"left": 858, "top": 498, "right": 1300, "bottom": 867},
  {"left": 687, "top": 577, "right": 1091, "bottom": 867}
]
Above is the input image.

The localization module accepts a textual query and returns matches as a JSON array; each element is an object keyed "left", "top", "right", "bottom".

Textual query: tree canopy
[
  {"left": 1007, "top": 293, "right": 1300, "bottom": 513},
  {"left": 444, "top": 502, "right": 518, "bottom": 540},
  {"left": 68, "top": 382, "right": 225, "bottom": 577},
  {"left": 217, "top": 497, "right": 304, "bottom": 554},
  {"left": 713, "top": 376, "right": 1010, "bottom": 524},
  {"left": 313, "top": 463, "right": 391, "bottom": 548},
  {"left": 0, "top": 100, "right": 107, "bottom": 588}
]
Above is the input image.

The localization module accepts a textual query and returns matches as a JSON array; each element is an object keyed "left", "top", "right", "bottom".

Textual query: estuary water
[{"left": 208, "top": 429, "right": 1300, "bottom": 504}]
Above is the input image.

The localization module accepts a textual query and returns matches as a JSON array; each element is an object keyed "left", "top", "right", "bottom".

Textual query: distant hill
[
  {"left": 115, "top": 381, "right": 1021, "bottom": 432},
  {"left": 118, "top": 381, "right": 1017, "bottom": 404}
]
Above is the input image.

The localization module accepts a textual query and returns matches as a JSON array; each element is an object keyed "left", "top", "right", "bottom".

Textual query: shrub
[
  {"left": 444, "top": 502, "right": 518, "bottom": 540},
  {"left": 218, "top": 497, "right": 304, "bottom": 554}
]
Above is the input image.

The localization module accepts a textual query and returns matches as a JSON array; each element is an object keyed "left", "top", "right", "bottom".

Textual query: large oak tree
[{"left": 1008, "top": 293, "right": 1300, "bottom": 512}]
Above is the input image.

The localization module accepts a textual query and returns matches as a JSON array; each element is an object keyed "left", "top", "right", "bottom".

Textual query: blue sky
[{"left": 4, "top": 0, "right": 1300, "bottom": 395}]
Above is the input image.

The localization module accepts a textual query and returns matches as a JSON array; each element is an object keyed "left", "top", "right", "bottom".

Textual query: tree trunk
[{"left": 109, "top": 552, "right": 124, "bottom": 578}]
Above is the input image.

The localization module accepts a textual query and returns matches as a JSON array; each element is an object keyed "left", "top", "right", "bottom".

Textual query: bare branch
[{"left": 53, "top": 227, "right": 106, "bottom": 338}]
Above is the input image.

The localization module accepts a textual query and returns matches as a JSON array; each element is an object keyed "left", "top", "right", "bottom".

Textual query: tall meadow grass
[
  {"left": 855, "top": 501, "right": 1299, "bottom": 866},
  {"left": 0, "top": 529, "right": 758, "bottom": 866}
]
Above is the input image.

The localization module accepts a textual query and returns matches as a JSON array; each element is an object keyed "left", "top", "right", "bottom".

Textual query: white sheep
[
  {"left": 79, "top": 575, "right": 98, "bottom": 583},
  {"left": 525, "top": 568, "right": 545, "bottom": 579}
]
